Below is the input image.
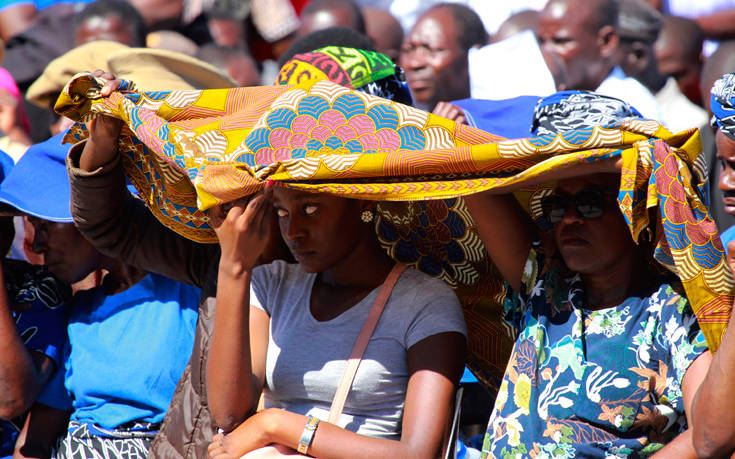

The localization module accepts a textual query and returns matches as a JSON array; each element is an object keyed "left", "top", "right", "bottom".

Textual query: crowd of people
[{"left": 1, "top": 0, "right": 735, "bottom": 458}]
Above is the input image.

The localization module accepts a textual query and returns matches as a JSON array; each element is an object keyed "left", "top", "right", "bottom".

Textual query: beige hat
[{"left": 27, "top": 40, "right": 236, "bottom": 109}]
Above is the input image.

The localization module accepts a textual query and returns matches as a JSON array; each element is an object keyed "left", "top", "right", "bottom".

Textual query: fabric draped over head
[
  {"left": 276, "top": 46, "right": 413, "bottom": 106},
  {"left": 55, "top": 73, "right": 733, "bottom": 392},
  {"left": 532, "top": 90, "right": 645, "bottom": 137},
  {"left": 711, "top": 72, "right": 735, "bottom": 140}
]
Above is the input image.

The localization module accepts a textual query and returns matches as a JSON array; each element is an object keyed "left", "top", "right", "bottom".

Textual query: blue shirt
[
  {"left": 720, "top": 225, "right": 735, "bottom": 249},
  {"left": 481, "top": 243, "right": 707, "bottom": 458},
  {"left": 40, "top": 273, "right": 199, "bottom": 430}
]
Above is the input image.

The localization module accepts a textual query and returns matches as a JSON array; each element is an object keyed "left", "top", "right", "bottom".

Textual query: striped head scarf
[
  {"left": 711, "top": 72, "right": 735, "bottom": 140},
  {"left": 276, "top": 46, "right": 413, "bottom": 106}
]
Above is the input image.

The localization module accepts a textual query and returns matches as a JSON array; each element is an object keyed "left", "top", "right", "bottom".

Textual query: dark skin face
[
  {"left": 27, "top": 218, "right": 102, "bottom": 285},
  {"left": 716, "top": 130, "right": 735, "bottom": 215},
  {"left": 537, "top": 0, "right": 617, "bottom": 90},
  {"left": 552, "top": 175, "right": 636, "bottom": 278},
  {"left": 654, "top": 35, "right": 702, "bottom": 106},
  {"left": 298, "top": 7, "right": 360, "bottom": 37},
  {"left": 399, "top": 8, "right": 470, "bottom": 109},
  {"left": 272, "top": 188, "right": 373, "bottom": 274},
  {"left": 75, "top": 15, "right": 137, "bottom": 46}
]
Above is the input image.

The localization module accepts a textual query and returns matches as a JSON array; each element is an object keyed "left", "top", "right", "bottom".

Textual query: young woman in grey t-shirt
[{"left": 207, "top": 186, "right": 467, "bottom": 458}]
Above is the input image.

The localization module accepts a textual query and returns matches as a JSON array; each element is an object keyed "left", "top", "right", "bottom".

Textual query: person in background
[
  {"left": 489, "top": 9, "right": 540, "bottom": 44},
  {"left": 709, "top": 74, "right": 735, "bottom": 249},
  {"left": 0, "top": 134, "right": 200, "bottom": 459},
  {"left": 0, "top": 149, "right": 69, "bottom": 459},
  {"left": 73, "top": 0, "right": 148, "bottom": 47},
  {"left": 654, "top": 15, "right": 705, "bottom": 106},
  {"left": 615, "top": 0, "right": 708, "bottom": 133},
  {"left": 466, "top": 91, "right": 710, "bottom": 457},
  {"left": 297, "top": 0, "right": 366, "bottom": 38},
  {"left": 399, "top": 3, "right": 487, "bottom": 112},
  {"left": 0, "top": 68, "right": 31, "bottom": 161},
  {"left": 698, "top": 42, "right": 735, "bottom": 234},
  {"left": 361, "top": 7, "right": 402, "bottom": 63},
  {"left": 537, "top": 0, "right": 663, "bottom": 121},
  {"left": 196, "top": 44, "right": 261, "bottom": 87}
]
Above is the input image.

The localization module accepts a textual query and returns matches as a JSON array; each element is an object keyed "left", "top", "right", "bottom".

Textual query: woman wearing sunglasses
[{"left": 465, "top": 91, "right": 712, "bottom": 458}]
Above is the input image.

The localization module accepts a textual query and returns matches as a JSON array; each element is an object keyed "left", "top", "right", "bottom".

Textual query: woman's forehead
[{"left": 556, "top": 173, "right": 619, "bottom": 193}]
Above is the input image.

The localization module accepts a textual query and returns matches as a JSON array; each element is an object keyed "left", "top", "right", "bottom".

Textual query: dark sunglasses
[{"left": 541, "top": 189, "right": 614, "bottom": 224}]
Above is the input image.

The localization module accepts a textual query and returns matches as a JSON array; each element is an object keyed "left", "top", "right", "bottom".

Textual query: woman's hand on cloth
[
  {"left": 210, "top": 189, "right": 274, "bottom": 277},
  {"left": 78, "top": 70, "right": 124, "bottom": 172}
]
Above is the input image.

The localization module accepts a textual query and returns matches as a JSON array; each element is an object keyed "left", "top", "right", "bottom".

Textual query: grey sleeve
[
  {"left": 404, "top": 277, "right": 467, "bottom": 349},
  {"left": 249, "top": 264, "right": 271, "bottom": 316},
  {"left": 67, "top": 140, "right": 217, "bottom": 288}
]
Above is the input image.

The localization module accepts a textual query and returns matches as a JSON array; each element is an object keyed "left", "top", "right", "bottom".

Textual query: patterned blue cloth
[
  {"left": 0, "top": 259, "right": 69, "bottom": 457},
  {"left": 532, "top": 90, "right": 644, "bottom": 137},
  {"left": 711, "top": 73, "right": 735, "bottom": 140},
  {"left": 481, "top": 242, "right": 707, "bottom": 458}
]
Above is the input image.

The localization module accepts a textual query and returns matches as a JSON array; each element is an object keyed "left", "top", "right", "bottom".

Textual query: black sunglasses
[{"left": 541, "top": 189, "right": 614, "bottom": 224}]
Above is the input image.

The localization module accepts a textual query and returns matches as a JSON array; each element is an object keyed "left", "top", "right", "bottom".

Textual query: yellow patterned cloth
[{"left": 57, "top": 73, "right": 734, "bottom": 390}]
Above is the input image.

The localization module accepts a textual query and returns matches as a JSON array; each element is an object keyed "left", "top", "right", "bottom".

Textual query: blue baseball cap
[{"left": 0, "top": 134, "right": 74, "bottom": 222}]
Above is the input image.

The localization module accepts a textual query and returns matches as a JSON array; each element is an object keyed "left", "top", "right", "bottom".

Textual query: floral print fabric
[{"left": 481, "top": 243, "right": 707, "bottom": 458}]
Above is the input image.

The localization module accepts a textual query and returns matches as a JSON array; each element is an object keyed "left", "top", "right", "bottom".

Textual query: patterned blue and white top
[{"left": 481, "top": 242, "right": 708, "bottom": 459}]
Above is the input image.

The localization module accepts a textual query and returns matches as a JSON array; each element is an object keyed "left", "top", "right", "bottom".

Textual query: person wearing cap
[
  {"left": 464, "top": 91, "right": 711, "bottom": 457},
  {"left": 0, "top": 149, "right": 71, "bottom": 458},
  {"left": 0, "top": 134, "right": 201, "bottom": 458}
]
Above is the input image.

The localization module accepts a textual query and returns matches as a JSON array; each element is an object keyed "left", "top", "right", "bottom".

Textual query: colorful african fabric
[
  {"left": 55, "top": 73, "right": 734, "bottom": 392},
  {"left": 482, "top": 242, "right": 707, "bottom": 458},
  {"left": 276, "top": 46, "right": 412, "bottom": 106},
  {"left": 710, "top": 72, "right": 735, "bottom": 139}
]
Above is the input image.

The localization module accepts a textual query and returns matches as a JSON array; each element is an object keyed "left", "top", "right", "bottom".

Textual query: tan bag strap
[{"left": 328, "top": 263, "right": 407, "bottom": 424}]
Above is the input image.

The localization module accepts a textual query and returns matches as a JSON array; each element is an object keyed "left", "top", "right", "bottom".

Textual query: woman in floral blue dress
[{"left": 465, "top": 92, "right": 712, "bottom": 458}]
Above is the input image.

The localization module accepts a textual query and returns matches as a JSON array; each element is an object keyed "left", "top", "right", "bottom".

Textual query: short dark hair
[
  {"left": 589, "top": 0, "right": 619, "bottom": 30},
  {"left": 277, "top": 26, "right": 375, "bottom": 68},
  {"left": 75, "top": 0, "right": 148, "bottom": 47},
  {"left": 301, "top": 0, "right": 366, "bottom": 34},
  {"left": 428, "top": 3, "right": 488, "bottom": 50}
]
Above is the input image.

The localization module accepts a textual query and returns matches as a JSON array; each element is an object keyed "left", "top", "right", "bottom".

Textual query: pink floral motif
[{"left": 291, "top": 114, "right": 317, "bottom": 135}]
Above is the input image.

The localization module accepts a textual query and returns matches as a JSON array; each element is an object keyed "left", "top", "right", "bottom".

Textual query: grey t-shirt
[{"left": 250, "top": 261, "right": 467, "bottom": 439}]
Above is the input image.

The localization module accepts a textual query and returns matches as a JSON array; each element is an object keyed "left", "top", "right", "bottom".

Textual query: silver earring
[{"left": 361, "top": 210, "right": 374, "bottom": 223}]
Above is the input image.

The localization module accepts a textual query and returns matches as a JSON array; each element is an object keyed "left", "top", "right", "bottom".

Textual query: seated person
[
  {"left": 0, "top": 135, "right": 200, "bottom": 459},
  {"left": 0, "top": 150, "right": 69, "bottom": 458},
  {"left": 66, "top": 44, "right": 418, "bottom": 457},
  {"left": 204, "top": 186, "right": 467, "bottom": 458},
  {"left": 464, "top": 91, "right": 711, "bottom": 457}
]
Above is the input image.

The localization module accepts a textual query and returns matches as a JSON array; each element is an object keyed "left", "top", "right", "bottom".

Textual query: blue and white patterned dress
[{"left": 481, "top": 242, "right": 708, "bottom": 459}]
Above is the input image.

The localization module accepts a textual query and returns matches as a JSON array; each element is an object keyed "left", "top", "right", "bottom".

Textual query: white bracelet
[{"left": 297, "top": 415, "right": 320, "bottom": 454}]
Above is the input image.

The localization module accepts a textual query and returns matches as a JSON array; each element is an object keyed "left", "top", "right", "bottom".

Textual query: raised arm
[
  {"left": 691, "top": 244, "right": 735, "bottom": 458},
  {"left": 463, "top": 193, "right": 535, "bottom": 292},
  {"left": 207, "top": 193, "right": 273, "bottom": 432},
  {"left": 69, "top": 73, "right": 217, "bottom": 287}
]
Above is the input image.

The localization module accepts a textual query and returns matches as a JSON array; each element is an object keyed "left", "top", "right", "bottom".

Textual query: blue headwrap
[
  {"left": 710, "top": 73, "right": 735, "bottom": 139},
  {"left": 532, "top": 90, "right": 644, "bottom": 136}
]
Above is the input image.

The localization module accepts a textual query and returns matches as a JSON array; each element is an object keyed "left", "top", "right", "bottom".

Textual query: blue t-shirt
[
  {"left": 720, "top": 225, "right": 735, "bottom": 249},
  {"left": 39, "top": 273, "right": 199, "bottom": 430},
  {"left": 481, "top": 243, "right": 707, "bottom": 459}
]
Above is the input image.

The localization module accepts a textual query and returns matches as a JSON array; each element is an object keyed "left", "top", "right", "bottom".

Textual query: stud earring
[{"left": 361, "top": 210, "right": 374, "bottom": 223}]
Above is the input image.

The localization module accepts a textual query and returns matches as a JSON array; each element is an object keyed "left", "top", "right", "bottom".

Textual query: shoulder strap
[{"left": 328, "top": 263, "right": 407, "bottom": 424}]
